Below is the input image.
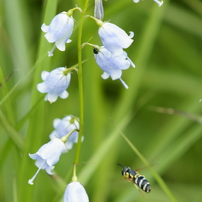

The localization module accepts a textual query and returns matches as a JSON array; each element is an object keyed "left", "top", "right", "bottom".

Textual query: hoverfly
[{"left": 118, "top": 163, "right": 151, "bottom": 193}]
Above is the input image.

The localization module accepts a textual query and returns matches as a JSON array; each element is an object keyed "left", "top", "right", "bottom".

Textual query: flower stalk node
[{"left": 67, "top": 7, "right": 82, "bottom": 16}]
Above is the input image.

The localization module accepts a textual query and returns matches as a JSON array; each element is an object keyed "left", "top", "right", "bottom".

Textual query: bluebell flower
[
  {"left": 28, "top": 139, "right": 67, "bottom": 185},
  {"left": 41, "top": 11, "right": 74, "bottom": 56},
  {"left": 97, "top": 21, "right": 134, "bottom": 56},
  {"left": 50, "top": 115, "right": 82, "bottom": 150},
  {"left": 93, "top": 46, "right": 135, "bottom": 89},
  {"left": 37, "top": 67, "right": 71, "bottom": 103},
  {"left": 63, "top": 182, "right": 89, "bottom": 202}
]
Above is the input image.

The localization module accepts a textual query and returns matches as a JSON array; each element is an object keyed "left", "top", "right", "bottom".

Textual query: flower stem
[{"left": 73, "top": 0, "right": 89, "bottom": 171}]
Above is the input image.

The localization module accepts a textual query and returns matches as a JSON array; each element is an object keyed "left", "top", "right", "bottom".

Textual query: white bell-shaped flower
[
  {"left": 93, "top": 46, "right": 135, "bottom": 89},
  {"left": 63, "top": 182, "right": 89, "bottom": 202},
  {"left": 41, "top": 11, "right": 74, "bottom": 56},
  {"left": 98, "top": 21, "right": 134, "bottom": 56},
  {"left": 37, "top": 67, "right": 71, "bottom": 103},
  {"left": 50, "top": 115, "right": 82, "bottom": 150},
  {"left": 28, "top": 138, "right": 67, "bottom": 185}
]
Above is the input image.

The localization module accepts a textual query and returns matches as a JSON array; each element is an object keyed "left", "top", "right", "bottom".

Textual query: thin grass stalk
[{"left": 18, "top": 0, "right": 57, "bottom": 201}]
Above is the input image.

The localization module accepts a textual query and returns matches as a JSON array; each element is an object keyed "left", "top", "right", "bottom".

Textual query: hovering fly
[{"left": 118, "top": 163, "right": 151, "bottom": 193}]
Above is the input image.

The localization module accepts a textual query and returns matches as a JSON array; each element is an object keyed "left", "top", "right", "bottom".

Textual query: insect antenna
[{"left": 117, "top": 163, "right": 124, "bottom": 168}]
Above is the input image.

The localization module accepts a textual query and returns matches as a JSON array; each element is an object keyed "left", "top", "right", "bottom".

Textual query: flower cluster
[
  {"left": 29, "top": 1, "right": 164, "bottom": 201},
  {"left": 50, "top": 115, "right": 82, "bottom": 150},
  {"left": 28, "top": 115, "right": 80, "bottom": 185},
  {"left": 29, "top": 6, "right": 90, "bottom": 201},
  {"left": 38, "top": 8, "right": 82, "bottom": 103},
  {"left": 87, "top": 17, "right": 135, "bottom": 89}
]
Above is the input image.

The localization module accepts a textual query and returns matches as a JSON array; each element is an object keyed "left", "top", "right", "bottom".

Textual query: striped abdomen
[{"left": 134, "top": 175, "right": 151, "bottom": 193}]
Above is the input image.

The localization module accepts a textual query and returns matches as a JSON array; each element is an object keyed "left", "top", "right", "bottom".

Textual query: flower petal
[
  {"left": 98, "top": 22, "right": 134, "bottom": 56},
  {"left": 101, "top": 72, "right": 109, "bottom": 79},
  {"left": 59, "top": 90, "right": 69, "bottom": 99},
  {"left": 63, "top": 182, "right": 89, "bottom": 202},
  {"left": 37, "top": 83, "right": 48, "bottom": 93},
  {"left": 53, "top": 118, "right": 61, "bottom": 128},
  {"left": 94, "top": 47, "right": 130, "bottom": 80},
  {"left": 41, "top": 71, "right": 49, "bottom": 80},
  {"left": 46, "top": 93, "right": 58, "bottom": 103},
  {"left": 41, "top": 23, "right": 49, "bottom": 33}
]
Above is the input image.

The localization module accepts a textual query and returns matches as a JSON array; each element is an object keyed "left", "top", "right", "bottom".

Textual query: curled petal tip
[{"left": 129, "top": 31, "right": 134, "bottom": 39}]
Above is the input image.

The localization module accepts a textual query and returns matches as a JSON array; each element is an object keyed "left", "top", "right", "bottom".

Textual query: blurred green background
[{"left": 0, "top": 0, "right": 202, "bottom": 201}]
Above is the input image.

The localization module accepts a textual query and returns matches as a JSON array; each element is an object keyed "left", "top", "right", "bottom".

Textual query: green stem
[
  {"left": 73, "top": 0, "right": 89, "bottom": 172},
  {"left": 119, "top": 129, "right": 179, "bottom": 202}
]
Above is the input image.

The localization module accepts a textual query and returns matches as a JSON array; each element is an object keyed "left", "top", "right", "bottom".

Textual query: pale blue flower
[
  {"left": 93, "top": 46, "right": 135, "bottom": 89},
  {"left": 37, "top": 67, "right": 71, "bottom": 103},
  {"left": 28, "top": 139, "right": 67, "bottom": 185},
  {"left": 63, "top": 182, "right": 89, "bottom": 202},
  {"left": 50, "top": 115, "right": 82, "bottom": 150},
  {"left": 41, "top": 12, "right": 74, "bottom": 56},
  {"left": 98, "top": 21, "right": 134, "bottom": 56}
]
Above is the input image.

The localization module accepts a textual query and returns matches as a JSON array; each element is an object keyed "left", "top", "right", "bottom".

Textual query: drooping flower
[
  {"left": 93, "top": 46, "right": 135, "bottom": 89},
  {"left": 97, "top": 21, "right": 134, "bottom": 56},
  {"left": 41, "top": 11, "right": 74, "bottom": 56},
  {"left": 63, "top": 182, "right": 89, "bottom": 202},
  {"left": 50, "top": 115, "right": 82, "bottom": 150},
  {"left": 37, "top": 67, "right": 71, "bottom": 103},
  {"left": 94, "top": 0, "right": 104, "bottom": 20},
  {"left": 28, "top": 138, "right": 67, "bottom": 185}
]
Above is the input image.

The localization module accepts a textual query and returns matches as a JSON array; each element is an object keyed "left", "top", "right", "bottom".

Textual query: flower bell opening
[
  {"left": 93, "top": 46, "right": 135, "bottom": 88},
  {"left": 28, "top": 139, "right": 67, "bottom": 185},
  {"left": 37, "top": 67, "right": 71, "bottom": 103},
  {"left": 41, "top": 11, "right": 74, "bottom": 56}
]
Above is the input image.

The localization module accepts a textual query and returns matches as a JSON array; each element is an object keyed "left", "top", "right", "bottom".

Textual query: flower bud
[{"left": 94, "top": 0, "right": 104, "bottom": 20}]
